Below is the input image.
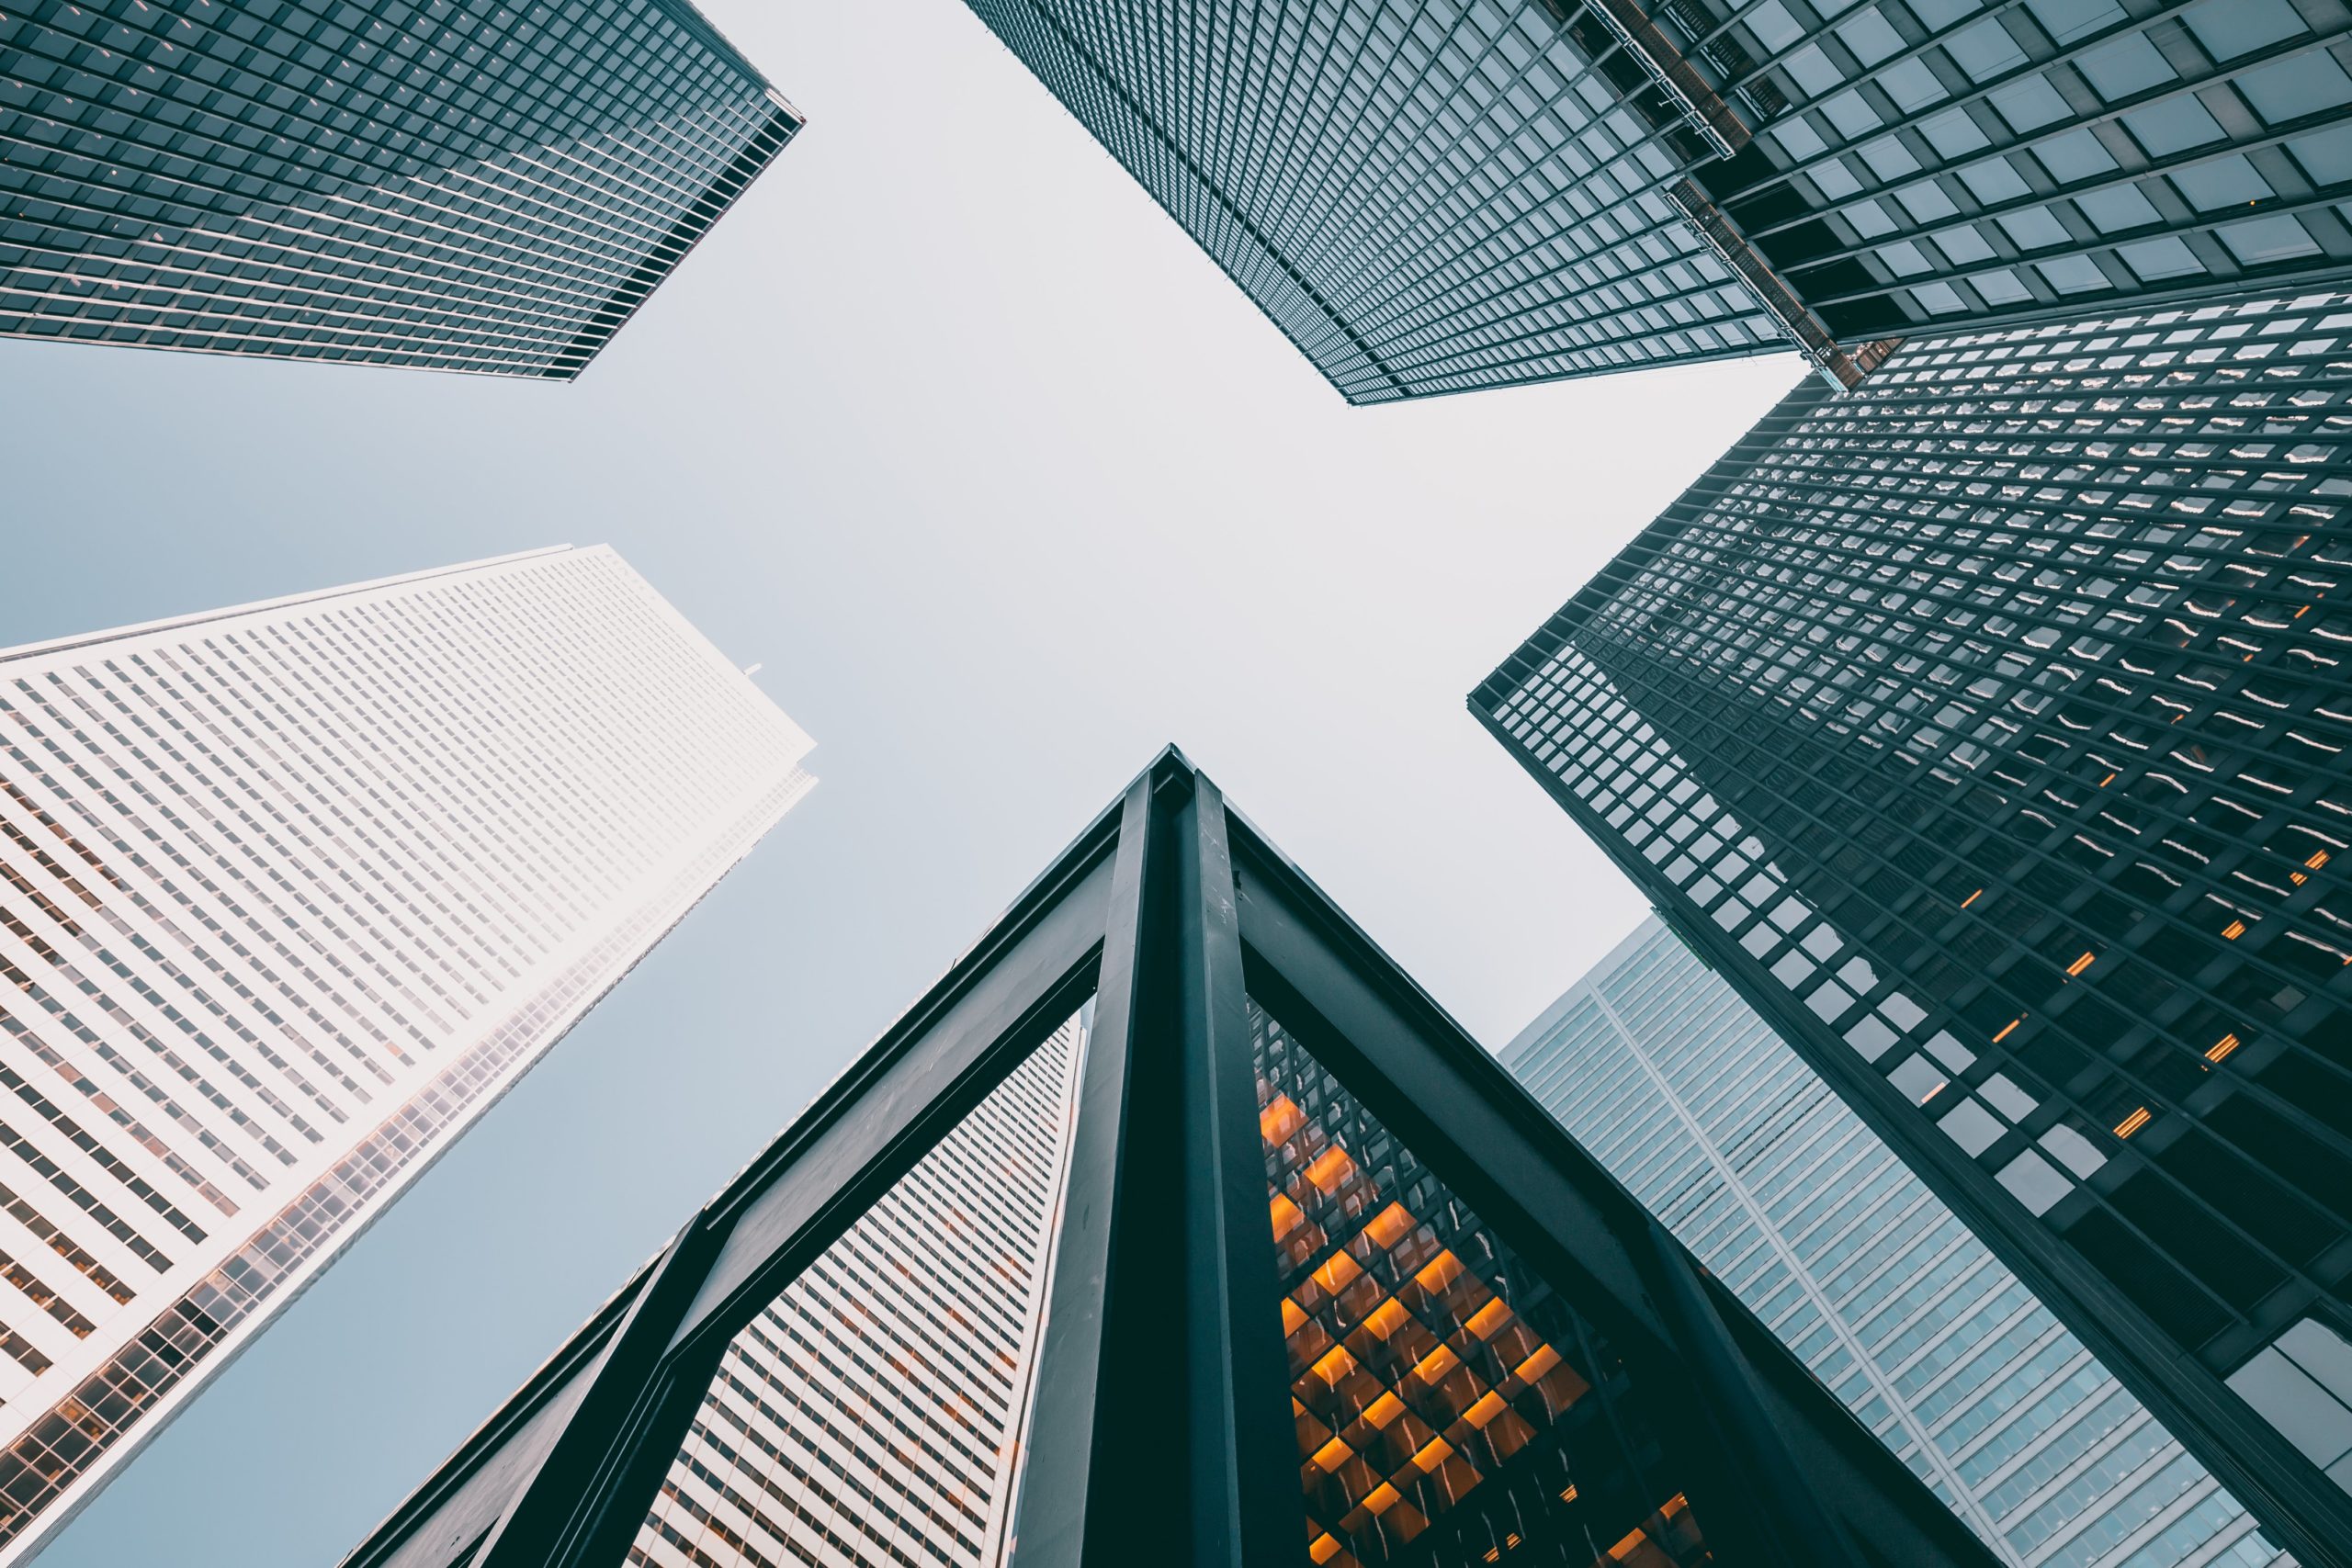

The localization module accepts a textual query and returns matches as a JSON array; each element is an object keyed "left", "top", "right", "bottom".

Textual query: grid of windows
[
  {"left": 1474, "top": 284, "right": 2352, "bottom": 1558},
  {"left": 0, "top": 547, "right": 816, "bottom": 1563},
  {"left": 962, "top": 0, "right": 1792, "bottom": 401},
  {"left": 0, "top": 0, "right": 797, "bottom": 377},
  {"left": 1684, "top": 0, "right": 2352, "bottom": 339},
  {"left": 1508, "top": 917, "right": 2287, "bottom": 1568},
  {"left": 963, "top": 0, "right": 2352, "bottom": 400},
  {"left": 632, "top": 1018, "right": 1085, "bottom": 1568},
  {"left": 1255, "top": 998, "right": 1713, "bottom": 1567}
]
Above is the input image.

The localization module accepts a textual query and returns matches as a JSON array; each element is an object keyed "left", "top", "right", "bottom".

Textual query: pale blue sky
[{"left": 0, "top": 2, "right": 1801, "bottom": 1562}]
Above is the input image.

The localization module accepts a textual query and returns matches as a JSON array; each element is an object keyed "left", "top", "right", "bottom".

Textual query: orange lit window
[
  {"left": 1466, "top": 1298, "right": 1514, "bottom": 1339},
  {"left": 1364, "top": 1201, "right": 1415, "bottom": 1249},
  {"left": 1310, "top": 1344, "right": 1358, "bottom": 1388},
  {"left": 1362, "top": 1391, "right": 1406, "bottom": 1429},
  {"left": 2308, "top": 851, "right": 2330, "bottom": 870},
  {"left": 1960, "top": 888, "right": 1984, "bottom": 908},
  {"left": 2207, "top": 1032, "right": 2242, "bottom": 1064},
  {"left": 1363, "top": 1298, "right": 1411, "bottom": 1340},
  {"left": 1271, "top": 1192, "right": 1305, "bottom": 1241},
  {"left": 1282, "top": 1298, "right": 1309, "bottom": 1337},
  {"left": 1313, "top": 1251, "right": 1363, "bottom": 1295},
  {"left": 1516, "top": 1344, "right": 1562, "bottom": 1382},
  {"left": 1412, "top": 1436, "right": 1456, "bottom": 1472},
  {"left": 1311, "top": 1435, "right": 1352, "bottom": 1472},
  {"left": 2222, "top": 919, "right": 2246, "bottom": 941},
  {"left": 1261, "top": 1094, "right": 1305, "bottom": 1145},
  {"left": 1415, "top": 1249, "right": 1464, "bottom": 1294},
  {"left": 2115, "top": 1107, "right": 2152, "bottom": 1139},
  {"left": 2065, "top": 952, "right": 2095, "bottom": 976},
  {"left": 1363, "top": 1482, "right": 1402, "bottom": 1516},
  {"left": 1610, "top": 1529, "right": 1653, "bottom": 1562},
  {"left": 1309, "top": 1535, "right": 1342, "bottom": 1565},
  {"left": 1414, "top": 1345, "right": 1461, "bottom": 1383},
  {"left": 1464, "top": 1390, "right": 1507, "bottom": 1428},
  {"left": 1305, "top": 1145, "right": 1356, "bottom": 1194},
  {"left": 1993, "top": 1016, "right": 2023, "bottom": 1043}
]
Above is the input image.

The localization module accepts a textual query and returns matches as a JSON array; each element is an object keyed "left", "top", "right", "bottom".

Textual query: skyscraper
[
  {"left": 1472, "top": 284, "right": 2352, "bottom": 1565},
  {"left": 1509, "top": 916, "right": 2287, "bottom": 1568},
  {"left": 346, "top": 748, "right": 2002, "bottom": 1568},
  {"left": 0, "top": 545, "right": 814, "bottom": 1562},
  {"left": 962, "top": 0, "right": 2352, "bottom": 400},
  {"left": 0, "top": 0, "right": 797, "bottom": 377}
]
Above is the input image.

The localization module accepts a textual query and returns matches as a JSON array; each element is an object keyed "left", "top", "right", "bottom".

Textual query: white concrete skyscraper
[
  {"left": 0, "top": 546, "right": 814, "bottom": 1562},
  {"left": 1508, "top": 919, "right": 2286, "bottom": 1568}
]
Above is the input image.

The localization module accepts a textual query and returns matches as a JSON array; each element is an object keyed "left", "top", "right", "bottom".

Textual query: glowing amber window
[{"left": 1252, "top": 998, "right": 1710, "bottom": 1568}]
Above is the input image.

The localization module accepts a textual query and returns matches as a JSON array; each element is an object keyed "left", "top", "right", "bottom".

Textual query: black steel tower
[
  {"left": 1475, "top": 284, "right": 2352, "bottom": 1566},
  {"left": 964, "top": 0, "right": 2352, "bottom": 400},
  {"left": 0, "top": 0, "right": 797, "bottom": 377},
  {"left": 341, "top": 749, "right": 1999, "bottom": 1568}
]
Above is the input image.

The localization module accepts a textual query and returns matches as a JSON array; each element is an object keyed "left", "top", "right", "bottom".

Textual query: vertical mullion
[
  {"left": 1007, "top": 766, "right": 1181, "bottom": 1567},
  {"left": 1179, "top": 775, "right": 1304, "bottom": 1566}
]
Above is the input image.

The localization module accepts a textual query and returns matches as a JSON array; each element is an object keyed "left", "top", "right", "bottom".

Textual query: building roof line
[{"left": 0, "top": 546, "right": 576, "bottom": 665}]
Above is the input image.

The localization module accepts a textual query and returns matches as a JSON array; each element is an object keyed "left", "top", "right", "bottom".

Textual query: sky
[{"left": 0, "top": 1, "right": 1804, "bottom": 1562}]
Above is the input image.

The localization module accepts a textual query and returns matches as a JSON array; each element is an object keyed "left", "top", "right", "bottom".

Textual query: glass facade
[
  {"left": 1255, "top": 997, "right": 1713, "bottom": 1567},
  {"left": 1473, "top": 284, "right": 2352, "bottom": 1561},
  {"left": 962, "top": 0, "right": 2352, "bottom": 400},
  {"left": 0, "top": 0, "right": 797, "bottom": 377},
  {"left": 632, "top": 1016, "right": 1085, "bottom": 1568},
  {"left": 0, "top": 547, "right": 815, "bottom": 1563},
  {"left": 1509, "top": 916, "right": 2286, "bottom": 1568}
]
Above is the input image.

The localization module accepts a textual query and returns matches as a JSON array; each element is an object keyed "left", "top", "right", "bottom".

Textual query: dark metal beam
[
  {"left": 1224, "top": 813, "right": 2000, "bottom": 1568},
  {"left": 1174, "top": 774, "right": 1300, "bottom": 1566}
]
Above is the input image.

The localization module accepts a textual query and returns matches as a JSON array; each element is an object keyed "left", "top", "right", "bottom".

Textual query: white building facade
[
  {"left": 1507, "top": 919, "right": 2286, "bottom": 1568},
  {"left": 0, "top": 546, "right": 814, "bottom": 1562},
  {"left": 631, "top": 1017, "right": 1086, "bottom": 1568}
]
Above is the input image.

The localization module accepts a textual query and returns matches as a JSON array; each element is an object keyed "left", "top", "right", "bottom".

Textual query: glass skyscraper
[
  {"left": 1473, "top": 284, "right": 2352, "bottom": 1565},
  {"left": 1509, "top": 916, "right": 2286, "bottom": 1568},
  {"left": 0, "top": 546, "right": 815, "bottom": 1562},
  {"left": 0, "top": 0, "right": 797, "bottom": 377},
  {"left": 962, "top": 0, "right": 2352, "bottom": 400}
]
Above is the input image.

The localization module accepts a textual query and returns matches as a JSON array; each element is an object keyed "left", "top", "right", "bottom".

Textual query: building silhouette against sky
[
  {"left": 344, "top": 749, "right": 2002, "bottom": 1568},
  {"left": 0, "top": 0, "right": 797, "bottom": 377},
  {"left": 963, "top": 0, "right": 2352, "bottom": 399},
  {"left": 1510, "top": 916, "right": 2286, "bottom": 1568},
  {"left": 1475, "top": 285, "right": 2352, "bottom": 1566},
  {"left": 0, "top": 547, "right": 814, "bottom": 1562}
]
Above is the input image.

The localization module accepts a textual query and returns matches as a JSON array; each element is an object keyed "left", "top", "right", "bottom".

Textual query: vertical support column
[
  {"left": 1007, "top": 766, "right": 1181, "bottom": 1567},
  {"left": 1011, "top": 761, "right": 1299, "bottom": 1568},
  {"left": 1178, "top": 775, "right": 1306, "bottom": 1564}
]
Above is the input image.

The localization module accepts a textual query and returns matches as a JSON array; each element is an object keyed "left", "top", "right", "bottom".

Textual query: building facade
[
  {"left": 1473, "top": 284, "right": 2352, "bottom": 1565},
  {"left": 631, "top": 1017, "right": 1084, "bottom": 1568},
  {"left": 0, "top": 0, "right": 797, "bottom": 377},
  {"left": 962, "top": 0, "right": 2352, "bottom": 400},
  {"left": 0, "top": 546, "right": 814, "bottom": 1562},
  {"left": 1509, "top": 916, "right": 2285, "bottom": 1568},
  {"left": 344, "top": 749, "right": 2002, "bottom": 1568}
]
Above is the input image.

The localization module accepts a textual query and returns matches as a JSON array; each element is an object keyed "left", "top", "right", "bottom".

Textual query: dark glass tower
[
  {"left": 0, "top": 0, "right": 797, "bottom": 377},
  {"left": 963, "top": 0, "right": 2352, "bottom": 400},
  {"left": 1474, "top": 284, "right": 2352, "bottom": 1566},
  {"left": 341, "top": 750, "right": 2000, "bottom": 1568}
]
